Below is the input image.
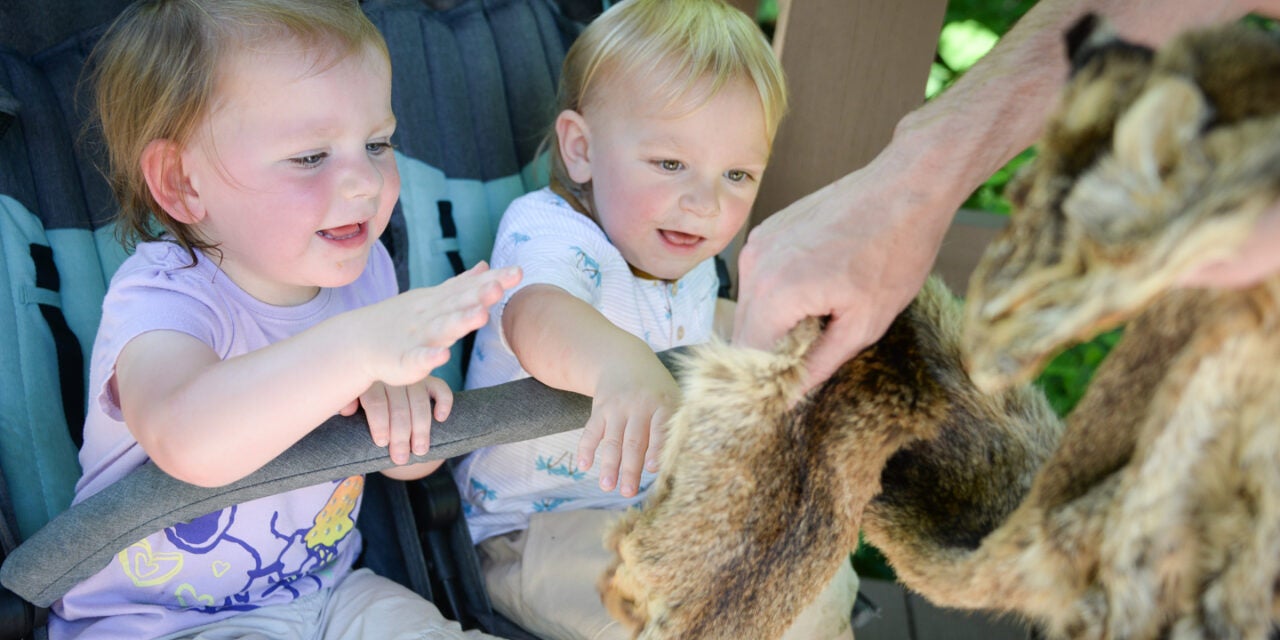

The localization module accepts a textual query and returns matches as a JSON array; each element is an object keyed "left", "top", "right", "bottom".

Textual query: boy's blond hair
[
  {"left": 89, "top": 0, "right": 389, "bottom": 261},
  {"left": 548, "top": 0, "right": 787, "bottom": 213}
]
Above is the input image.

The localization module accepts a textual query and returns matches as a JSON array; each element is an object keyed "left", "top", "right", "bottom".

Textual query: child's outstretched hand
[
  {"left": 577, "top": 356, "right": 679, "bottom": 498},
  {"left": 352, "top": 262, "right": 521, "bottom": 387},
  {"left": 341, "top": 377, "right": 453, "bottom": 465}
]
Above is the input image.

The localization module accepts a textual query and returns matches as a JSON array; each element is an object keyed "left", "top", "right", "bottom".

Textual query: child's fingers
[
  {"left": 617, "top": 417, "right": 651, "bottom": 498},
  {"left": 593, "top": 415, "right": 632, "bottom": 494},
  {"left": 492, "top": 265, "right": 522, "bottom": 290},
  {"left": 400, "top": 346, "right": 450, "bottom": 383},
  {"left": 338, "top": 398, "right": 360, "bottom": 417},
  {"left": 362, "top": 385, "right": 391, "bottom": 448},
  {"left": 384, "top": 385, "right": 413, "bottom": 465},
  {"left": 425, "top": 377, "right": 454, "bottom": 422},
  {"left": 410, "top": 305, "right": 491, "bottom": 357},
  {"left": 408, "top": 384, "right": 432, "bottom": 458},
  {"left": 645, "top": 410, "right": 668, "bottom": 473},
  {"left": 577, "top": 413, "right": 606, "bottom": 472}
]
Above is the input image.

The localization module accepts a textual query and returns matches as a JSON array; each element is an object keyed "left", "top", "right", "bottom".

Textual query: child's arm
[
  {"left": 115, "top": 264, "right": 520, "bottom": 487},
  {"left": 503, "top": 283, "right": 679, "bottom": 498}
]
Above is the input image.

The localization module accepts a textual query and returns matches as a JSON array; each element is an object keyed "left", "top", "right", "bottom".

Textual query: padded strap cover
[
  {"left": 1, "top": 349, "right": 686, "bottom": 607},
  {"left": 2, "top": 378, "right": 587, "bottom": 606}
]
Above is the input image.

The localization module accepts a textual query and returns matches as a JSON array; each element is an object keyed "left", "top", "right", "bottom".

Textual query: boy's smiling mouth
[{"left": 658, "top": 229, "right": 703, "bottom": 247}]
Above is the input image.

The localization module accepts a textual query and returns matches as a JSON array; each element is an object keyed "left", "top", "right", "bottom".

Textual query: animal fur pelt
[
  {"left": 933, "top": 15, "right": 1280, "bottom": 639},
  {"left": 600, "top": 276, "right": 1063, "bottom": 639},
  {"left": 601, "top": 15, "right": 1280, "bottom": 640}
]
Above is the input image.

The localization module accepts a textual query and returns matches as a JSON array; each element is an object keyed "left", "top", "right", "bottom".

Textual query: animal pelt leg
[
  {"left": 863, "top": 292, "right": 1201, "bottom": 636},
  {"left": 600, "top": 277, "right": 1063, "bottom": 639}
]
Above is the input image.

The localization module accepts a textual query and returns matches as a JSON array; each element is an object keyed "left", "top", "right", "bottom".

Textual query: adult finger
[{"left": 801, "top": 314, "right": 878, "bottom": 395}]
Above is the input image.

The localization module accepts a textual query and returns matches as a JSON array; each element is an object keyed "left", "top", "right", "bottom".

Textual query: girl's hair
[
  {"left": 547, "top": 0, "right": 787, "bottom": 213},
  {"left": 88, "top": 0, "right": 389, "bottom": 259}
]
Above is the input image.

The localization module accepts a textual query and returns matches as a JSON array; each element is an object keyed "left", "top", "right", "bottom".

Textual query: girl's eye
[
  {"left": 725, "top": 169, "right": 752, "bottom": 183},
  {"left": 291, "top": 153, "right": 326, "bottom": 168},
  {"left": 367, "top": 141, "right": 395, "bottom": 156},
  {"left": 657, "top": 159, "right": 683, "bottom": 172}
]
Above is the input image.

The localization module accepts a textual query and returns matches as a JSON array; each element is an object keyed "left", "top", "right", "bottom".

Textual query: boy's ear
[
  {"left": 140, "top": 139, "right": 204, "bottom": 225},
  {"left": 555, "top": 109, "right": 592, "bottom": 184}
]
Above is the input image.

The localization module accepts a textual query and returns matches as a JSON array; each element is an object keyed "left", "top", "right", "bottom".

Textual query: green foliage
[
  {"left": 853, "top": 534, "right": 896, "bottom": 581},
  {"left": 1036, "top": 328, "right": 1124, "bottom": 416},
  {"left": 943, "top": 0, "right": 1038, "bottom": 37}
]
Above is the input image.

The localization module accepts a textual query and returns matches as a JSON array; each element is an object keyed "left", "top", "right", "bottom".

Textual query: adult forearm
[{"left": 892, "top": 0, "right": 1251, "bottom": 217}]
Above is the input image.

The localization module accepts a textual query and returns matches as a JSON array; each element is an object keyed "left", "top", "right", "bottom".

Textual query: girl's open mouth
[{"left": 317, "top": 222, "right": 366, "bottom": 243}]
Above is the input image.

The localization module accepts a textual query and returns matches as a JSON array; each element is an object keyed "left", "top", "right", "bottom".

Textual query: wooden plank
[
  {"left": 750, "top": 0, "right": 947, "bottom": 230},
  {"left": 724, "top": 0, "right": 948, "bottom": 291},
  {"left": 723, "top": 0, "right": 759, "bottom": 17},
  {"left": 932, "top": 209, "right": 1009, "bottom": 295}
]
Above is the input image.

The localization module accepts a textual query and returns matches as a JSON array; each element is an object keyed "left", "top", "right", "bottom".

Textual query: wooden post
[
  {"left": 752, "top": 0, "right": 946, "bottom": 230},
  {"left": 722, "top": 0, "right": 949, "bottom": 292},
  {"left": 724, "top": 0, "right": 759, "bottom": 17}
]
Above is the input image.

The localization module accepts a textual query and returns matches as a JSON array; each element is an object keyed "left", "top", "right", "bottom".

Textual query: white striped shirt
[{"left": 454, "top": 188, "right": 719, "bottom": 542}]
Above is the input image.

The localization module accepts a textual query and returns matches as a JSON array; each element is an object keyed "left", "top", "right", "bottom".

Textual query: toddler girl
[{"left": 49, "top": 1, "right": 517, "bottom": 638}]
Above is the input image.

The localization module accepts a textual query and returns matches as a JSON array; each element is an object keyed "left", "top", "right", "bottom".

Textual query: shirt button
[{"left": 677, "top": 326, "right": 685, "bottom": 340}]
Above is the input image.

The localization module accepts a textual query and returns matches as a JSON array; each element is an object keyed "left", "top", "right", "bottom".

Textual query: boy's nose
[{"left": 680, "top": 182, "right": 720, "bottom": 217}]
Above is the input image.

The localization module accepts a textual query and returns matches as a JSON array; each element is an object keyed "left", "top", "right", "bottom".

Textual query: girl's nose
[{"left": 341, "top": 155, "right": 385, "bottom": 200}]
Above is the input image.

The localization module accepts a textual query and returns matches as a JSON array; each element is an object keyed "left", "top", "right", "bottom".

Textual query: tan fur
[
  {"left": 601, "top": 276, "right": 1062, "bottom": 638},
  {"left": 939, "top": 18, "right": 1280, "bottom": 639},
  {"left": 601, "top": 19, "right": 1280, "bottom": 640}
]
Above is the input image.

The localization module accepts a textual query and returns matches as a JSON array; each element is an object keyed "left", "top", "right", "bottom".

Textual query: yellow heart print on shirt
[{"left": 118, "top": 539, "right": 184, "bottom": 587}]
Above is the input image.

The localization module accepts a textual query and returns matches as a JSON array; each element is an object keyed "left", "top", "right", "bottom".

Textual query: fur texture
[
  {"left": 946, "top": 17, "right": 1280, "bottom": 639},
  {"left": 601, "top": 276, "right": 1061, "bottom": 638},
  {"left": 601, "top": 17, "right": 1280, "bottom": 640}
]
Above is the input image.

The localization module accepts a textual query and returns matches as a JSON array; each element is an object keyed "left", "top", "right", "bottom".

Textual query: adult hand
[{"left": 734, "top": 153, "right": 953, "bottom": 392}]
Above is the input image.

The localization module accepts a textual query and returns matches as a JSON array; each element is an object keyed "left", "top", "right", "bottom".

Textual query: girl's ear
[
  {"left": 140, "top": 139, "right": 204, "bottom": 225},
  {"left": 555, "top": 109, "right": 592, "bottom": 184}
]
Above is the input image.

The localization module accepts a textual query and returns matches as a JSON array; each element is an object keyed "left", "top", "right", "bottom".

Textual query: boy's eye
[
  {"left": 725, "top": 169, "right": 752, "bottom": 183},
  {"left": 657, "top": 159, "right": 683, "bottom": 172},
  {"left": 292, "top": 153, "right": 326, "bottom": 167}
]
